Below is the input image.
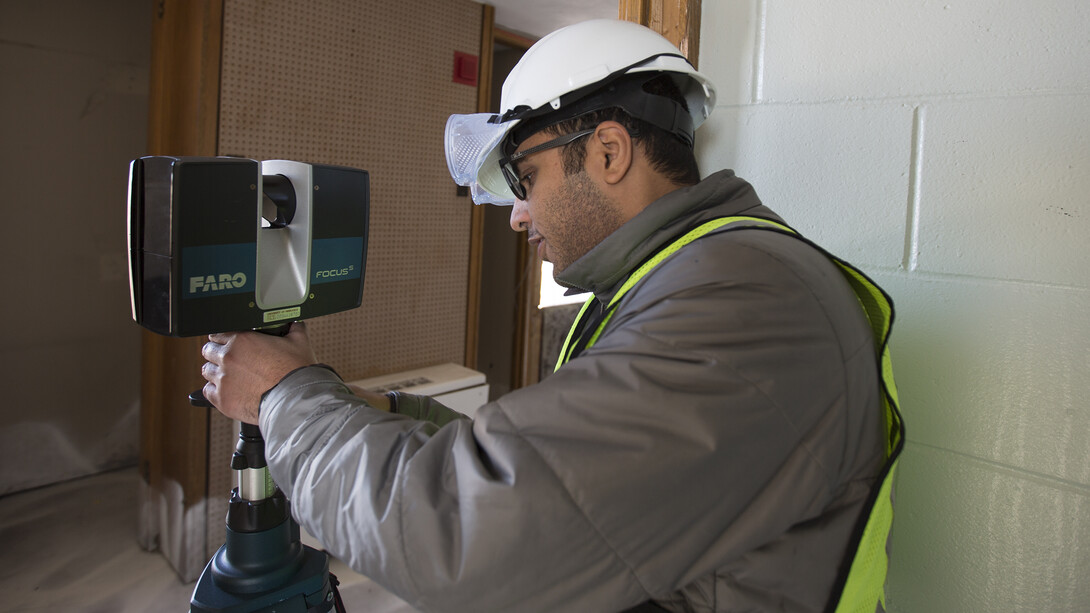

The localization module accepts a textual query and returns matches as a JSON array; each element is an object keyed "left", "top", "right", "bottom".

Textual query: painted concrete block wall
[{"left": 698, "top": 2, "right": 1089, "bottom": 611}]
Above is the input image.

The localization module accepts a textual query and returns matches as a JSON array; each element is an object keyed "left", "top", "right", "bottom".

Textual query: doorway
[{"left": 474, "top": 30, "right": 538, "bottom": 400}]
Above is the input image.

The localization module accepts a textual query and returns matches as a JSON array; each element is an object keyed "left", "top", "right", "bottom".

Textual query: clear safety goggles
[{"left": 444, "top": 113, "right": 518, "bottom": 205}]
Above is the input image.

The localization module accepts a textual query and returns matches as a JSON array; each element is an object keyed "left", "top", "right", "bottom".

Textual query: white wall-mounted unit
[{"left": 349, "top": 363, "right": 489, "bottom": 418}]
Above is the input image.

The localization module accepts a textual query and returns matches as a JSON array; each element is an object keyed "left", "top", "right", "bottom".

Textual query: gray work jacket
[{"left": 260, "top": 170, "right": 885, "bottom": 612}]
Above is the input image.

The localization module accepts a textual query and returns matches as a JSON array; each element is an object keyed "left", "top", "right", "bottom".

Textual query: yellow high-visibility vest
[{"left": 556, "top": 216, "right": 904, "bottom": 613}]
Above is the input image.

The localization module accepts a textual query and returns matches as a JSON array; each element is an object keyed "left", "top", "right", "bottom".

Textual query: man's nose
[{"left": 509, "top": 199, "right": 529, "bottom": 232}]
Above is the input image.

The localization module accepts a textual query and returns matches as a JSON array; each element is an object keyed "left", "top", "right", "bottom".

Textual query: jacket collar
[{"left": 555, "top": 170, "right": 778, "bottom": 302}]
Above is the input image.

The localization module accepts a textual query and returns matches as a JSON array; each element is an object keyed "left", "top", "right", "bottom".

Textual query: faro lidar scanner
[
  {"left": 128, "top": 156, "right": 369, "bottom": 337},
  {"left": 127, "top": 156, "right": 369, "bottom": 612}
]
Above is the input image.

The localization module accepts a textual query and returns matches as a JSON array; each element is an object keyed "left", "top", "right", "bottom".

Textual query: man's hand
[
  {"left": 347, "top": 384, "right": 392, "bottom": 412},
  {"left": 200, "top": 321, "right": 317, "bottom": 424}
]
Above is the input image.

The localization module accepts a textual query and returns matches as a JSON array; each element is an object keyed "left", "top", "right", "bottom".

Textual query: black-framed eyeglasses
[{"left": 499, "top": 128, "right": 595, "bottom": 201}]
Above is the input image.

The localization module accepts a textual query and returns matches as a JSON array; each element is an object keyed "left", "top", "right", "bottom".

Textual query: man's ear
[{"left": 587, "top": 121, "right": 633, "bottom": 186}]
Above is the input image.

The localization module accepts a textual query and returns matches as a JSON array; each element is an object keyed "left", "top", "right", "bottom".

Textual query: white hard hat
[{"left": 445, "top": 19, "right": 716, "bottom": 205}]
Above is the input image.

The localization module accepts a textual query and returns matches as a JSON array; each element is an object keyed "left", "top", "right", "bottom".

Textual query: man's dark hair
[{"left": 540, "top": 73, "right": 701, "bottom": 186}]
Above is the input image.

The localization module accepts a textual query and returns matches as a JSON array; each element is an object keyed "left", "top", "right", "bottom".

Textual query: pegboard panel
[{"left": 219, "top": 0, "right": 482, "bottom": 380}]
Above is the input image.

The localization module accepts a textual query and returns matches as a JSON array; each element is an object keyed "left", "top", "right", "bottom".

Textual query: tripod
[{"left": 188, "top": 392, "right": 345, "bottom": 612}]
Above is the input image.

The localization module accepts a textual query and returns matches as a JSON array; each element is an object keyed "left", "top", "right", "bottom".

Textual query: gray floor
[{"left": 0, "top": 468, "right": 418, "bottom": 612}]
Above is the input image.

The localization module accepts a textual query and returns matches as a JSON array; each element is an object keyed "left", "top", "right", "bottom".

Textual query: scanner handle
[{"left": 188, "top": 323, "right": 294, "bottom": 408}]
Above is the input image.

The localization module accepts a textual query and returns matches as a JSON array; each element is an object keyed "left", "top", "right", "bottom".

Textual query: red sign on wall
[{"left": 453, "top": 51, "right": 478, "bottom": 87}]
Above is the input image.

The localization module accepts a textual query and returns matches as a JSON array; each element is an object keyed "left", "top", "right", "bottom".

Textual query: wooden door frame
[
  {"left": 140, "top": 0, "right": 224, "bottom": 579},
  {"left": 619, "top": 0, "right": 702, "bottom": 68},
  {"left": 463, "top": 4, "right": 492, "bottom": 370},
  {"left": 465, "top": 8, "right": 539, "bottom": 390},
  {"left": 464, "top": 0, "right": 703, "bottom": 387}
]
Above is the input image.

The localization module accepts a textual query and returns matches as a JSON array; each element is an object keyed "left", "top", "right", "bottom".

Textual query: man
[{"left": 201, "top": 19, "right": 900, "bottom": 613}]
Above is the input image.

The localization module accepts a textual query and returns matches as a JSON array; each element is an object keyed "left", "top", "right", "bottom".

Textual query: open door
[
  {"left": 466, "top": 9, "right": 539, "bottom": 399},
  {"left": 466, "top": 0, "right": 704, "bottom": 393}
]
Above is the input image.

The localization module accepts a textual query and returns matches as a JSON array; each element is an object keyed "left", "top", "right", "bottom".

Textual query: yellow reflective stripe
[
  {"left": 581, "top": 217, "right": 795, "bottom": 352},
  {"left": 833, "top": 458, "right": 900, "bottom": 613},
  {"left": 555, "top": 296, "right": 597, "bottom": 373},
  {"left": 882, "top": 350, "right": 903, "bottom": 456},
  {"left": 832, "top": 261, "right": 903, "bottom": 457},
  {"left": 827, "top": 257, "right": 903, "bottom": 613},
  {"left": 883, "top": 348, "right": 900, "bottom": 415},
  {"left": 835, "top": 265, "right": 894, "bottom": 353},
  {"left": 607, "top": 216, "right": 794, "bottom": 312}
]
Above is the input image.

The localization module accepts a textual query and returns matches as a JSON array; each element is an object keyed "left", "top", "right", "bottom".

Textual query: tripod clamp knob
[{"left": 232, "top": 423, "right": 268, "bottom": 470}]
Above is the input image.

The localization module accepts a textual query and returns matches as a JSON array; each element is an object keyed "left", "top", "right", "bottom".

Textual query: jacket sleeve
[
  {"left": 389, "top": 391, "right": 469, "bottom": 427},
  {"left": 260, "top": 368, "right": 650, "bottom": 612},
  {"left": 259, "top": 231, "right": 881, "bottom": 613}
]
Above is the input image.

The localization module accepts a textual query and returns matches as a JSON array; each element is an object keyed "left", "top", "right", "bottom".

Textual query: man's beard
[{"left": 544, "top": 171, "right": 624, "bottom": 274}]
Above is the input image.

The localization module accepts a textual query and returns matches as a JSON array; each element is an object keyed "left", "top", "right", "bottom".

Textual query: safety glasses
[{"left": 499, "top": 129, "right": 595, "bottom": 201}]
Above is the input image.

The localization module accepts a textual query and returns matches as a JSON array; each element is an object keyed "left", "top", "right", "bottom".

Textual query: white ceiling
[{"left": 484, "top": 0, "right": 617, "bottom": 39}]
